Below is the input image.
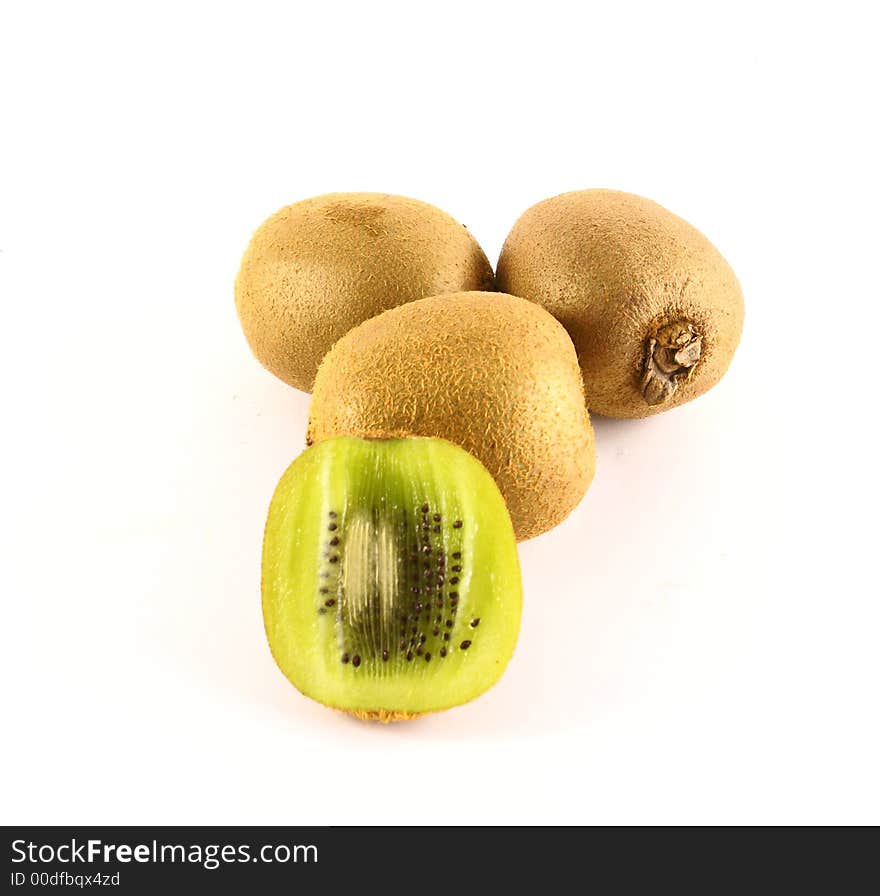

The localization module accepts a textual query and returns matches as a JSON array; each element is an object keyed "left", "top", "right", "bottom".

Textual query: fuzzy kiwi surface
[
  {"left": 262, "top": 436, "right": 522, "bottom": 721},
  {"left": 235, "top": 193, "right": 495, "bottom": 392},
  {"left": 307, "top": 291, "right": 595, "bottom": 541},
  {"left": 496, "top": 189, "right": 744, "bottom": 418}
]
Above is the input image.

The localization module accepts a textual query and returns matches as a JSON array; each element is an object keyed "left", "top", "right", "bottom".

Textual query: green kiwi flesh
[{"left": 262, "top": 436, "right": 522, "bottom": 721}]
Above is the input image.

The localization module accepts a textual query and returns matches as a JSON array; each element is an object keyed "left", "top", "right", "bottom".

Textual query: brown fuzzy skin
[
  {"left": 235, "top": 193, "right": 495, "bottom": 392},
  {"left": 307, "top": 292, "right": 595, "bottom": 541},
  {"left": 346, "top": 710, "right": 425, "bottom": 723},
  {"left": 496, "top": 189, "right": 744, "bottom": 418}
]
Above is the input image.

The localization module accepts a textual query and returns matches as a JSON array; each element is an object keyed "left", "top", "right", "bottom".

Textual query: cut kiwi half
[{"left": 262, "top": 436, "right": 522, "bottom": 721}]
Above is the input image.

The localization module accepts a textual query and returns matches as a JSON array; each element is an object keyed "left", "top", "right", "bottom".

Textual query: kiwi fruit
[
  {"left": 306, "top": 291, "right": 595, "bottom": 541},
  {"left": 496, "top": 189, "right": 744, "bottom": 418},
  {"left": 263, "top": 436, "right": 522, "bottom": 721},
  {"left": 235, "top": 193, "right": 495, "bottom": 392}
]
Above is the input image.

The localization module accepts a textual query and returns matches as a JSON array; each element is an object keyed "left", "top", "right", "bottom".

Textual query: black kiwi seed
[
  {"left": 422, "top": 545, "right": 432, "bottom": 554},
  {"left": 329, "top": 536, "right": 340, "bottom": 546},
  {"left": 319, "top": 587, "right": 329, "bottom": 594},
  {"left": 433, "top": 514, "right": 441, "bottom": 522},
  {"left": 421, "top": 503, "right": 429, "bottom": 513},
  {"left": 352, "top": 655, "right": 361, "bottom": 668},
  {"left": 341, "top": 653, "right": 350, "bottom": 664},
  {"left": 470, "top": 618, "right": 480, "bottom": 627},
  {"left": 406, "top": 651, "right": 414, "bottom": 661},
  {"left": 329, "top": 555, "right": 339, "bottom": 564},
  {"left": 450, "top": 577, "right": 459, "bottom": 584},
  {"left": 416, "top": 645, "right": 424, "bottom": 656},
  {"left": 453, "top": 520, "right": 462, "bottom": 529},
  {"left": 433, "top": 627, "right": 440, "bottom": 636},
  {"left": 452, "top": 565, "right": 462, "bottom": 572},
  {"left": 382, "top": 649, "right": 389, "bottom": 661},
  {"left": 443, "top": 633, "right": 450, "bottom": 641},
  {"left": 424, "top": 652, "right": 431, "bottom": 662},
  {"left": 460, "top": 640, "right": 472, "bottom": 650},
  {"left": 328, "top": 522, "right": 337, "bottom": 531},
  {"left": 445, "top": 620, "right": 453, "bottom": 628},
  {"left": 452, "top": 551, "right": 461, "bottom": 559},
  {"left": 419, "top": 633, "right": 427, "bottom": 643},
  {"left": 324, "top": 598, "right": 336, "bottom": 607},
  {"left": 328, "top": 511, "right": 337, "bottom": 518},
  {"left": 433, "top": 526, "right": 441, "bottom": 533}
]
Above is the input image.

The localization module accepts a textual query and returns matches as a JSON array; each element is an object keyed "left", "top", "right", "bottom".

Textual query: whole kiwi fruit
[
  {"left": 496, "top": 189, "right": 744, "bottom": 418},
  {"left": 307, "top": 291, "right": 595, "bottom": 541},
  {"left": 263, "top": 436, "right": 523, "bottom": 722},
  {"left": 235, "top": 192, "right": 495, "bottom": 391}
]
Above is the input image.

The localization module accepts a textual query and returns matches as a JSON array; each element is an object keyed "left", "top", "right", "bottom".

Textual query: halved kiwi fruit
[
  {"left": 263, "top": 436, "right": 522, "bottom": 721},
  {"left": 497, "top": 189, "right": 744, "bottom": 418}
]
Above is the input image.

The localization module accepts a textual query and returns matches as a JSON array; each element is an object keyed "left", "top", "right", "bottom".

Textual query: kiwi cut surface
[
  {"left": 235, "top": 193, "right": 495, "bottom": 392},
  {"left": 263, "top": 436, "right": 522, "bottom": 721},
  {"left": 307, "top": 291, "right": 595, "bottom": 541},
  {"left": 496, "top": 189, "right": 744, "bottom": 418}
]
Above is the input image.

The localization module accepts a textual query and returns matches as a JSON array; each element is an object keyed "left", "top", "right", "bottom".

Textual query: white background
[{"left": 2, "top": 2, "right": 877, "bottom": 825}]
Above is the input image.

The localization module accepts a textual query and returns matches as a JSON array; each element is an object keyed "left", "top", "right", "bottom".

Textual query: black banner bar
[{"left": 4, "top": 826, "right": 870, "bottom": 891}]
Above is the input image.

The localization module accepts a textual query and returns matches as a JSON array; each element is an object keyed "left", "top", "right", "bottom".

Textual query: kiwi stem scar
[{"left": 641, "top": 320, "right": 702, "bottom": 406}]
